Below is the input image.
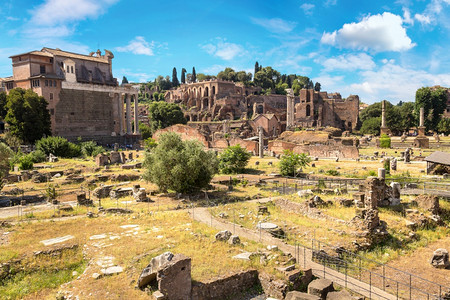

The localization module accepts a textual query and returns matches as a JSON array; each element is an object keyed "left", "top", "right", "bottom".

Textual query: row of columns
[{"left": 117, "top": 93, "right": 139, "bottom": 135}]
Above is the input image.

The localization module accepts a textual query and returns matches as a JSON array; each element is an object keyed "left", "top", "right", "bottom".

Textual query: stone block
[
  {"left": 308, "top": 278, "right": 334, "bottom": 299},
  {"left": 430, "top": 248, "right": 450, "bottom": 269},
  {"left": 326, "top": 290, "right": 353, "bottom": 300},
  {"left": 157, "top": 254, "right": 191, "bottom": 300},
  {"left": 285, "top": 291, "right": 320, "bottom": 300}
]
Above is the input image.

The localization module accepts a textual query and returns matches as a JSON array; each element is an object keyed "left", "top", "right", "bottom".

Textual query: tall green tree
[
  {"left": 314, "top": 82, "right": 321, "bottom": 92},
  {"left": 219, "top": 144, "right": 252, "bottom": 174},
  {"left": 0, "top": 142, "right": 12, "bottom": 180},
  {"left": 437, "top": 118, "right": 450, "bottom": 135},
  {"left": 181, "top": 68, "right": 186, "bottom": 84},
  {"left": 0, "top": 92, "right": 7, "bottom": 119},
  {"left": 143, "top": 132, "right": 218, "bottom": 193},
  {"left": 415, "top": 87, "right": 447, "bottom": 131},
  {"left": 192, "top": 67, "right": 196, "bottom": 83},
  {"left": 5, "top": 88, "right": 51, "bottom": 144},
  {"left": 172, "top": 67, "right": 179, "bottom": 87},
  {"left": 279, "top": 150, "right": 311, "bottom": 177},
  {"left": 148, "top": 101, "right": 187, "bottom": 134},
  {"left": 254, "top": 61, "right": 259, "bottom": 79}
]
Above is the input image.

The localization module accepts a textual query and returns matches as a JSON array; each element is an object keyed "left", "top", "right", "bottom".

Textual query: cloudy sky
[{"left": 0, "top": 0, "right": 449, "bottom": 104}]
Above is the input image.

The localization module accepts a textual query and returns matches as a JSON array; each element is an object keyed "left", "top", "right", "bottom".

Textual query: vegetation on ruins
[
  {"left": 379, "top": 134, "right": 391, "bottom": 148},
  {"left": 143, "top": 132, "right": 218, "bottom": 193},
  {"left": 139, "top": 122, "right": 152, "bottom": 140},
  {"left": 415, "top": 86, "right": 447, "bottom": 131},
  {"left": 4, "top": 88, "right": 51, "bottom": 144},
  {"left": 79, "top": 141, "right": 105, "bottom": 157},
  {"left": 218, "top": 144, "right": 252, "bottom": 174},
  {"left": 279, "top": 150, "right": 311, "bottom": 177},
  {"left": 147, "top": 101, "right": 187, "bottom": 135}
]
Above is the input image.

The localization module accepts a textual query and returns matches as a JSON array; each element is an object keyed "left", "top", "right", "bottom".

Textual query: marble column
[
  {"left": 381, "top": 100, "right": 386, "bottom": 128},
  {"left": 118, "top": 93, "right": 124, "bottom": 135},
  {"left": 258, "top": 126, "right": 264, "bottom": 158},
  {"left": 126, "top": 94, "right": 132, "bottom": 134},
  {"left": 286, "top": 88, "right": 294, "bottom": 129},
  {"left": 419, "top": 107, "right": 424, "bottom": 127},
  {"left": 133, "top": 93, "right": 139, "bottom": 134}
]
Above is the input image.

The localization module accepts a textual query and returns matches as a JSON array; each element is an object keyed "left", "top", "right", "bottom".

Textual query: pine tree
[
  {"left": 192, "top": 67, "right": 196, "bottom": 82},
  {"left": 172, "top": 67, "right": 179, "bottom": 87},
  {"left": 181, "top": 68, "right": 186, "bottom": 84},
  {"left": 122, "top": 76, "right": 129, "bottom": 84}
]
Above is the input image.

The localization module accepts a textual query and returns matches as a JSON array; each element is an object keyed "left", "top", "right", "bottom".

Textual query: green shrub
[
  {"left": 144, "top": 138, "right": 157, "bottom": 151},
  {"left": 379, "top": 134, "right": 391, "bottom": 148},
  {"left": 80, "top": 141, "right": 104, "bottom": 157},
  {"left": 36, "top": 136, "right": 81, "bottom": 158},
  {"left": 279, "top": 150, "right": 311, "bottom": 177},
  {"left": 30, "top": 150, "right": 46, "bottom": 163},
  {"left": 325, "top": 169, "right": 340, "bottom": 176},
  {"left": 219, "top": 144, "right": 252, "bottom": 174},
  {"left": 18, "top": 155, "right": 33, "bottom": 170}
]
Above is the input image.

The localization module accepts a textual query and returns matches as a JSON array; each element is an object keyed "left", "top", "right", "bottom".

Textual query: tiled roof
[
  {"left": 424, "top": 151, "right": 450, "bottom": 166},
  {"left": 42, "top": 48, "right": 110, "bottom": 63}
]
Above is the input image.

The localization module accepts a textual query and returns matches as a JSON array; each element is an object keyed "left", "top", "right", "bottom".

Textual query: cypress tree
[
  {"left": 181, "top": 68, "right": 186, "bottom": 84},
  {"left": 172, "top": 67, "right": 179, "bottom": 87},
  {"left": 192, "top": 67, "right": 196, "bottom": 82},
  {"left": 254, "top": 61, "right": 259, "bottom": 79}
]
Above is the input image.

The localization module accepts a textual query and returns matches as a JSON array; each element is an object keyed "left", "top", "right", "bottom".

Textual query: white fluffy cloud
[
  {"left": 318, "top": 53, "right": 375, "bottom": 71},
  {"left": 250, "top": 17, "right": 297, "bottom": 33},
  {"left": 30, "top": 0, "right": 118, "bottom": 26},
  {"left": 300, "top": 3, "right": 315, "bottom": 15},
  {"left": 350, "top": 62, "right": 450, "bottom": 102},
  {"left": 321, "top": 12, "right": 415, "bottom": 52},
  {"left": 116, "top": 36, "right": 154, "bottom": 56},
  {"left": 201, "top": 39, "right": 244, "bottom": 60},
  {"left": 414, "top": 0, "right": 450, "bottom": 25}
]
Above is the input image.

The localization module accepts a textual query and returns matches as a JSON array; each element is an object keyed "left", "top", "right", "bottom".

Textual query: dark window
[
  {"left": 49, "top": 80, "right": 53, "bottom": 87},
  {"left": 40, "top": 65, "right": 45, "bottom": 74},
  {"left": 50, "top": 58, "right": 53, "bottom": 63},
  {"left": 45, "top": 80, "right": 48, "bottom": 86},
  {"left": 50, "top": 93, "right": 53, "bottom": 100},
  {"left": 6, "top": 82, "right": 13, "bottom": 89},
  {"left": 66, "top": 66, "right": 70, "bottom": 73},
  {"left": 54, "top": 81, "right": 57, "bottom": 87},
  {"left": 50, "top": 109, "right": 54, "bottom": 115},
  {"left": 306, "top": 105, "right": 311, "bottom": 117},
  {"left": 71, "top": 66, "right": 74, "bottom": 73}
]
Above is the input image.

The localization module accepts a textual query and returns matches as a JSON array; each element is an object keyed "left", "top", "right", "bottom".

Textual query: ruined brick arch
[
  {"left": 306, "top": 104, "right": 311, "bottom": 117},
  {"left": 204, "top": 87, "right": 209, "bottom": 97},
  {"left": 203, "top": 98, "right": 208, "bottom": 109},
  {"left": 199, "top": 87, "right": 202, "bottom": 98},
  {"left": 212, "top": 86, "right": 216, "bottom": 95},
  {"left": 256, "top": 105, "right": 264, "bottom": 114},
  {"left": 193, "top": 88, "right": 197, "bottom": 98}
]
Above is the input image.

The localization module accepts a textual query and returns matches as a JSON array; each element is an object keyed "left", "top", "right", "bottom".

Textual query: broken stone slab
[
  {"left": 232, "top": 252, "right": 255, "bottom": 261},
  {"left": 101, "top": 266, "right": 123, "bottom": 276},
  {"left": 215, "top": 230, "right": 232, "bottom": 242},
  {"left": 256, "top": 222, "right": 278, "bottom": 230},
  {"left": 285, "top": 291, "right": 320, "bottom": 300},
  {"left": 326, "top": 290, "right": 353, "bottom": 300},
  {"left": 308, "top": 278, "right": 335, "bottom": 299},
  {"left": 137, "top": 252, "right": 174, "bottom": 289},
  {"left": 104, "top": 208, "right": 133, "bottom": 214},
  {"left": 120, "top": 224, "right": 140, "bottom": 229},
  {"left": 157, "top": 254, "right": 191, "bottom": 300},
  {"left": 430, "top": 248, "right": 450, "bottom": 269},
  {"left": 40, "top": 235, "right": 74, "bottom": 246},
  {"left": 152, "top": 291, "right": 165, "bottom": 300},
  {"left": 90, "top": 234, "right": 108, "bottom": 240}
]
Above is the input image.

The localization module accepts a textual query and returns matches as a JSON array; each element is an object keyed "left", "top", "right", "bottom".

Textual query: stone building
[
  {"left": 166, "top": 80, "right": 359, "bottom": 134},
  {"left": 4, "top": 47, "right": 139, "bottom": 143}
]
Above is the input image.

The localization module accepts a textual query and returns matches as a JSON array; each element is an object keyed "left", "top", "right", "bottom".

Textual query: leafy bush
[
  {"left": 139, "top": 123, "right": 152, "bottom": 140},
  {"left": 144, "top": 138, "right": 157, "bottom": 151},
  {"left": 325, "top": 169, "right": 340, "bottom": 176},
  {"left": 18, "top": 155, "right": 33, "bottom": 170},
  {"left": 30, "top": 150, "right": 46, "bottom": 163},
  {"left": 36, "top": 136, "right": 81, "bottom": 158},
  {"left": 80, "top": 141, "right": 104, "bottom": 157},
  {"left": 279, "top": 150, "right": 311, "bottom": 177},
  {"left": 367, "top": 170, "right": 377, "bottom": 177},
  {"left": 219, "top": 144, "right": 252, "bottom": 174},
  {"left": 379, "top": 134, "right": 391, "bottom": 148},
  {"left": 143, "top": 132, "right": 219, "bottom": 193}
]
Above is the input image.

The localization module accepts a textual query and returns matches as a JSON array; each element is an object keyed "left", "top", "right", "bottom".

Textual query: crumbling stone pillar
[
  {"left": 390, "top": 158, "right": 397, "bottom": 171},
  {"left": 126, "top": 94, "right": 132, "bottom": 134},
  {"left": 378, "top": 168, "right": 386, "bottom": 179},
  {"left": 133, "top": 93, "right": 139, "bottom": 134},
  {"left": 258, "top": 126, "right": 264, "bottom": 158}
]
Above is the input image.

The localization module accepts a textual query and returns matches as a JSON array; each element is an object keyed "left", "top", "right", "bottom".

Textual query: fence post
[
  {"left": 370, "top": 272, "right": 372, "bottom": 299},
  {"left": 345, "top": 262, "right": 347, "bottom": 288},
  {"left": 409, "top": 274, "right": 412, "bottom": 300},
  {"left": 359, "top": 257, "right": 362, "bottom": 280},
  {"left": 383, "top": 264, "right": 385, "bottom": 290},
  {"left": 397, "top": 281, "right": 399, "bottom": 300},
  {"left": 303, "top": 245, "right": 306, "bottom": 268}
]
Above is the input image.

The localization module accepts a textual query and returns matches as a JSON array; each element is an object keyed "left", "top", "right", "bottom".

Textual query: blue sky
[{"left": 0, "top": 0, "right": 449, "bottom": 104}]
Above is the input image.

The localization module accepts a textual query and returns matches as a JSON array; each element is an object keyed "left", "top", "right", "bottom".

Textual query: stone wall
[
  {"left": 153, "top": 124, "right": 209, "bottom": 148},
  {"left": 54, "top": 89, "right": 116, "bottom": 138},
  {"left": 191, "top": 270, "right": 259, "bottom": 300},
  {"left": 229, "top": 138, "right": 258, "bottom": 153},
  {"left": 292, "top": 144, "right": 359, "bottom": 159}
]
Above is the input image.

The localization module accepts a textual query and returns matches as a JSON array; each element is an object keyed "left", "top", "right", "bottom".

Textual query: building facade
[{"left": 5, "top": 47, "right": 139, "bottom": 142}]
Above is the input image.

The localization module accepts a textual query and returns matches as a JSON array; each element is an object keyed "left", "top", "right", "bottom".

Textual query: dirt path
[{"left": 189, "top": 201, "right": 396, "bottom": 300}]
